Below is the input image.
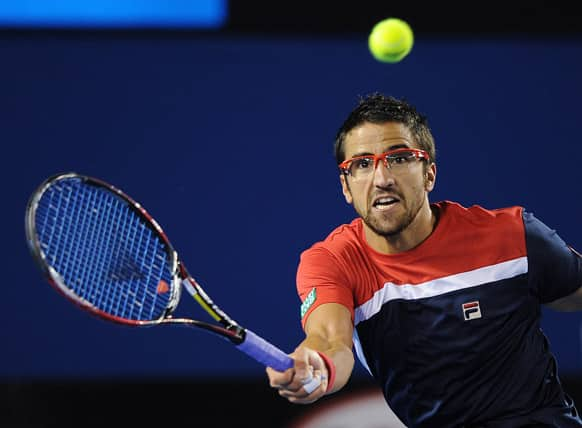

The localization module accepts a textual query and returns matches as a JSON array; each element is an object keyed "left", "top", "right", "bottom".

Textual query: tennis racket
[{"left": 25, "top": 172, "right": 320, "bottom": 388}]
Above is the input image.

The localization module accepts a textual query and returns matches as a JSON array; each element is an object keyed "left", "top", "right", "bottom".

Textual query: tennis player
[{"left": 266, "top": 93, "right": 582, "bottom": 427}]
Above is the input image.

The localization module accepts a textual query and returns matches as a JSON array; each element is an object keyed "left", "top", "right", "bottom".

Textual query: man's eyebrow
[
  {"left": 349, "top": 143, "right": 410, "bottom": 158},
  {"left": 386, "top": 143, "right": 410, "bottom": 151}
]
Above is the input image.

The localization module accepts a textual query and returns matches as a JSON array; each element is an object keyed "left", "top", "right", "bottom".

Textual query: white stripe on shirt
[{"left": 354, "top": 257, "right": 528, "bottom": 325}]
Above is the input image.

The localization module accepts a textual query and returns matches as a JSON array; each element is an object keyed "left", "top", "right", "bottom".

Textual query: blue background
[
  {"left": 0, "top": 0, "right": 226, "bottom": 28},
  {"left": 1, "top": 33, "right": 581, "bottom": 381}
]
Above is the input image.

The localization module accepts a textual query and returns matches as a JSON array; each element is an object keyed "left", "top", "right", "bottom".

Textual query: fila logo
[{"left": 462, "top": 301, "right": 482, "bottom": 321}]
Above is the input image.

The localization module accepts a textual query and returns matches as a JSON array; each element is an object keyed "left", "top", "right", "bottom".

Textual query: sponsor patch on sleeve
[{"left": 300, "top": 287, "right": 317, "bottom": 318}]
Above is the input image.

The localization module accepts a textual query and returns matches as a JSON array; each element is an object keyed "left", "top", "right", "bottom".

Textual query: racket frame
[{"left": 25, "top": 173, "right": 243, "bottom": 342}]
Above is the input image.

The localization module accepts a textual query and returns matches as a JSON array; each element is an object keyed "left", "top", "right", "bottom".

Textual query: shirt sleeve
[
  {"left": 296, "top": 245, "right": 355, "bottom": 328},
  {"left": 524, "top": 210, "right": 582, "bottom": 303}
]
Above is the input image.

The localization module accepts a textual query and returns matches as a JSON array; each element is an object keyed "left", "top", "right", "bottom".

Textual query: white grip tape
[{"left": 302, "top": 373, "right": 323, "bottom": 394}]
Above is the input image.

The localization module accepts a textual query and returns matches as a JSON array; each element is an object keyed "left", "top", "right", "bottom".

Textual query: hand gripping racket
[{"left": 25, "top": 172, "right": 320, "bottom": 391}]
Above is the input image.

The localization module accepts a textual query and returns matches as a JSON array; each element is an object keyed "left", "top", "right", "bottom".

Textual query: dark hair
[{"left": 334, "top": 93, "right": 436, "bottom": 164}]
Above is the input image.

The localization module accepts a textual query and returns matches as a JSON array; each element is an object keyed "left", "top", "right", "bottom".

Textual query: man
[{"left": 266, "top": 93, "right": 582, "bottom": 427}]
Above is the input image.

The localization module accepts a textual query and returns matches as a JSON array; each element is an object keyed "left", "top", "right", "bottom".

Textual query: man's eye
[
  {"left": 354, "top": 158, "right": 373, "bottom": 169},
  {"left": 388, "top": 154, "right": 413, "bottom": 164}
]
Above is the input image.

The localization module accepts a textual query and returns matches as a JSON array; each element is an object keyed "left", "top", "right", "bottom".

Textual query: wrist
[{"left": 317, "top": 351, "right": 336, "bottom": 393}]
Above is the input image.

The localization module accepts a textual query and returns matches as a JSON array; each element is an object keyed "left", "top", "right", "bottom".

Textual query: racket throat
[{"left": 181, "top": 277, "right": 242, "bottom": 330}]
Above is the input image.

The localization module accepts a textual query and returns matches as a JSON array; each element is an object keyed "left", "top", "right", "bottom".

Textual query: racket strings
[{"left": 35, "top": 178, "right": 174, "bottom": 321}]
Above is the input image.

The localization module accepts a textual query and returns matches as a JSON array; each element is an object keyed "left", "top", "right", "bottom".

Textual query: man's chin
[
  {"left": 364, "top": 217, "right": 406, "bottom": 238},
  {"left": 375, "top": 226, "right": 405, "bottom": 238}
]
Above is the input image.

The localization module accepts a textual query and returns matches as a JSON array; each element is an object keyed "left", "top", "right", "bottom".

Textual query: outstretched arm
[{"left": 266, "top": 302, "right": 355, "bottom": 404}]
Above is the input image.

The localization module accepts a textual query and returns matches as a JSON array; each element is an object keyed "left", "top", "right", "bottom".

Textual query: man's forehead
[{"left": 345, "top": 122, "right": 415, "bottom": 153}]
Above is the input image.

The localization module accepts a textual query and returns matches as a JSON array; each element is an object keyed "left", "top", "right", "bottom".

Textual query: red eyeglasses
[{"left": 339, "top": 148, "right": 429, "bottom": 180}]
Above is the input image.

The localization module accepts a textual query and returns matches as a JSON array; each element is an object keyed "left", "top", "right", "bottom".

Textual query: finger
[
  {"left": 273, "top": 380, "right": 292, "bottom": 390},
  {"left": 301, "top": 371, "right": 325, "bottom": 394},
  {"left": 267, "top": 366, "right": 294, "bottom": 389},
  {"left": 277, "top": 370, "right": 317, "bottom": 396}
]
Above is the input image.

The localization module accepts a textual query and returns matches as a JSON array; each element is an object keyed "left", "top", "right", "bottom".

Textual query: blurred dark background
[
  {"left": 1, "top": 1, "right": 581, "bottom": 427},
  {"left": 227, "top": 1, "right": 581, "bottom": 36}
]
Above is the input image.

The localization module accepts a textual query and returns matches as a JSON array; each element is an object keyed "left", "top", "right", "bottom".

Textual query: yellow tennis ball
[{"left": 368, "top": 18, "right": 414, "bottom": 63}]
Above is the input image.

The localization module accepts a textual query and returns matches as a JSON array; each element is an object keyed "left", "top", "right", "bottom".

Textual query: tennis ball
[{"left": 368, "top": 18, "right": 414, "bottom": 63}]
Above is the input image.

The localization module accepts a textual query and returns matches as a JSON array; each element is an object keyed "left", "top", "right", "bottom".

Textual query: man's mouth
[{"left": 372, "top": 196, "right": 399, "bottom": 210}]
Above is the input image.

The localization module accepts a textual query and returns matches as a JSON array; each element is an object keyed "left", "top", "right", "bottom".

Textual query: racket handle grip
[{"left": 236, "top": 329, "right": 294, "bottom": 372}]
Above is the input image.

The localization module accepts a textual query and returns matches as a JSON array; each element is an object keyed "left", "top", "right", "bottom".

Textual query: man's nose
[{"left": 372, "top": 158, "right": 395, "bottom": 184}]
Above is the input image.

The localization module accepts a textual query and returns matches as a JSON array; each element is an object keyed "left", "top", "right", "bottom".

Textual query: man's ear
[
  {"left": 425, "top": 163, "right": 437, "bottom": 192},
  {"left": 340, "top": 174, "right": 353, "bottom": 204}
]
